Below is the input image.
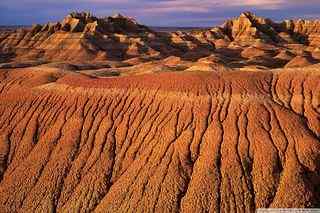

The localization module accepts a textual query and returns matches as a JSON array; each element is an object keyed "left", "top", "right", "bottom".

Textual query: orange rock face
[
  {"left": 0, "top": 11, "right": 320, "bottom": 213},
  {"left": 2, "top": 11, "right": 320, "bottom": 69}
]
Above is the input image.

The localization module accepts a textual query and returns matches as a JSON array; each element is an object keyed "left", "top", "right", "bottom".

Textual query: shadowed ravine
[{"left": 0, "top": 67, "right": 319, "bottom": 212}]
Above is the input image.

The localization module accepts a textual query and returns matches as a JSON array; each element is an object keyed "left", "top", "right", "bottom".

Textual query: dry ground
[{"left": 0, "top": 66, "right": 319, "bottom": 212}]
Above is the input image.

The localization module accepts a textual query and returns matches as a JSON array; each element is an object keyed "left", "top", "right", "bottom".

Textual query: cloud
[
  {"left": 229, "top": 0, "right": 286, "bottom": 9},
  {"left": 1, "top": 0, "right": 320, "bottom": 26}
]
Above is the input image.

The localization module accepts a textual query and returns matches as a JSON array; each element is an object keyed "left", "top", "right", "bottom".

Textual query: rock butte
[{"left": 0, "top": 11, "right": 320, "bottom": 213}]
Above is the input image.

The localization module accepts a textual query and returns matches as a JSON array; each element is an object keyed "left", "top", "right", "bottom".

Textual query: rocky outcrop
[
  {"left": 220, "top": 12, "right": 281, "bottom": 43},
  {"left": 168, "top": 12, "right": 320, "bottom": 48},
  {"left": 285, "top": 55, "right": 317, "bottom": 68},
  {"left": 206, "top": 12, "right": 320, "bottom": 46},
  {"left": 0, "top": 12, "right": 157, "bottom": 61},
  {"left": 281, "top": 19, "right": 320, "bottom": 45},
  {"left": 2, "top": 11, "right": 320, "bottom": 68},
  {"left": 0, "top": 12, "right": 217, "bottom": 62},
  {"left": 59, "top": 12, "right": 151, "bottom": 34}
]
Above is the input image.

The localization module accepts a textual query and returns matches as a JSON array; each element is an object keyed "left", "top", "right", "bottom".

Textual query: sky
[{"left": 1, "top": 0, "right": 320, "bottom": 27}]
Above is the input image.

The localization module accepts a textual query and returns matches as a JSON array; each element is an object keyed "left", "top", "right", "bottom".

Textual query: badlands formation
[{"left": 0, "top": 11, "right": 319, "bottom": 212}]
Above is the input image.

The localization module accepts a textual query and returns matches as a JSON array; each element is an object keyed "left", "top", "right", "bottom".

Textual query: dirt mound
[
  {"left": 185, "top": 61, "right": 230, "bottom": 72},
  {"left": 311, "top": 49, "right": 320, "bottom": 60},
  {"left": 274, "top": 50, "right": 296, "bottom": 61},
  {"left": 241, "top": 46, "right": 274, "bottom": 59},
  {"left": 214, "top": 39, "right": 230, "bottom": 48},
  {"left": 285, "top": 55, "right": 317, "bottom": 68}
]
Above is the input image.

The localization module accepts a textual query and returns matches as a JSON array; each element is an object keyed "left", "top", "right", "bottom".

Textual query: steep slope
[
  {"left": 192, "top": 11, "right": 320, "bottom": 47},
  {"left": 3, "top": 11, "right": 320, "bottom": 69},
  {"left": 188, "top": 12, "right": 320, "bottom": 69},
  {"left": 0, "top": 12, "right": 215, "bottom": 63},
  {"left": 220, "top": 12, "right": 281, "bottom": 43},
  {"left": 281, "top": 19, "right": 320, "bottom": 45},
  {"left": 0, "top": 12, "right": 159, "bottom": 62},
  {"left": 0, "top": 66, "right": 319, "bottom": 212}
]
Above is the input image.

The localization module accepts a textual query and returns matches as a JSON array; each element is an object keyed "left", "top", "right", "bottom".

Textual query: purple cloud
[{"left": 0, "top": 0, "right": 320, "bottom": 26}]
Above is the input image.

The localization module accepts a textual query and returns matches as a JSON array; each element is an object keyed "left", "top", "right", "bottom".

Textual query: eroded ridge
[{"left": 0, "top": 67, "right": 319, "bottom": 213}]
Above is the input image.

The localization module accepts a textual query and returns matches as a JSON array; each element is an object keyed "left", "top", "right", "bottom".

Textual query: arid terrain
[{"left": 0, "top": 11, "right": 319, "bottom": 212}]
